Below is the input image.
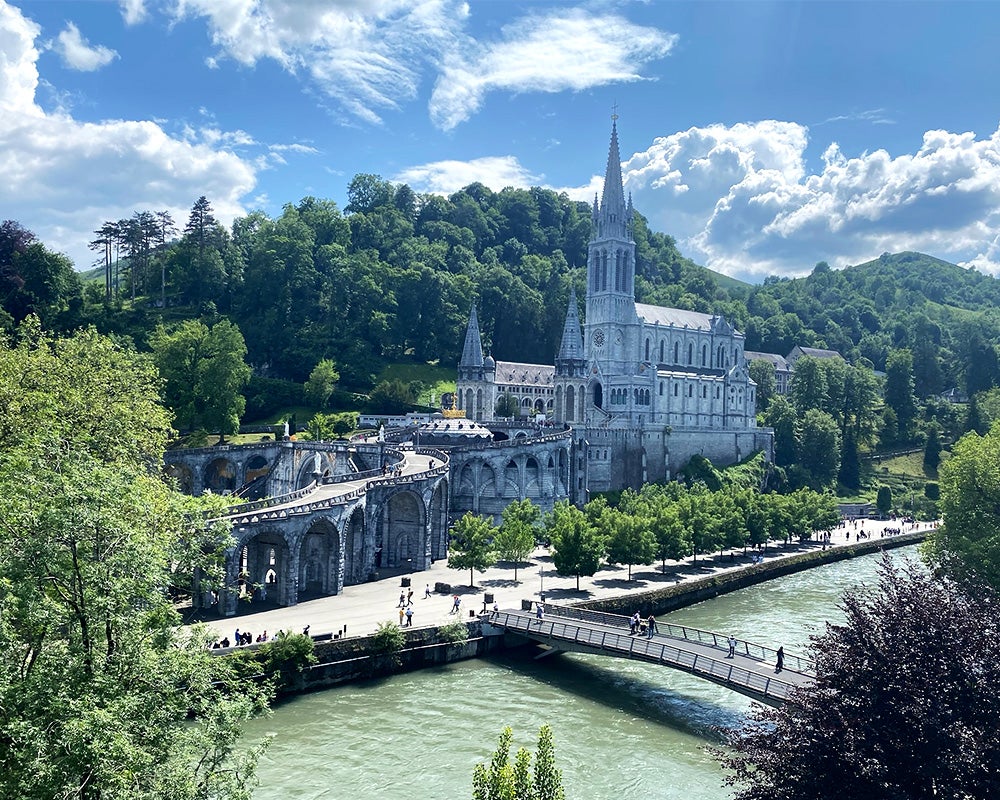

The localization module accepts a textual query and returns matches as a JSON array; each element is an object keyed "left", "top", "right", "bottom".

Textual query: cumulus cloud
[
  {"left": 52, "top": 22, "right": 118, "bottom": 71},
  {"left": 616, "top": 121, "right": 1000, "bottom": 280},
  {"left": 120, "top": 0, "right": 148, "bottom": 26},
  {"left": 0, "top": 2, "right": 257, "bottom": 268},
  {"left": 429, "top": 9, "right": 676, "bottom": 130},
  {"left": 394, "top": 155, "right": 540, "bottom": 195}
]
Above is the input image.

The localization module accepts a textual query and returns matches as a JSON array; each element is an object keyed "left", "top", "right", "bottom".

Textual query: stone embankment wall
[
  {"left": 279, "top": 530, "right": 926, "bottom": 696},
  {"left": 577, "top": 531, "right": 926, "bottom": 618}
]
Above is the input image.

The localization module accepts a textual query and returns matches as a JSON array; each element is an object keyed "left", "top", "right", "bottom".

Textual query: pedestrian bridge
[{"left": 486, "top": 605, "right": 814, "bottom": 705}]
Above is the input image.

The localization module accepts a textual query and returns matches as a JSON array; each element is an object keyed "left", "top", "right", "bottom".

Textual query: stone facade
[{"left": 457, "top": 120, "right": 774, "bottom": 499}]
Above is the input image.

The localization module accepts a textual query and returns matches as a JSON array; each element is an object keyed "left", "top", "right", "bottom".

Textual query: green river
[{"left": 245, "top": 546, "right": 914, "bottom": 799}]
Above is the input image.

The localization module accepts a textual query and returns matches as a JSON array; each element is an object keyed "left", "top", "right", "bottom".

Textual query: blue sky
[{"left": 3, "top": 1, "right": 1000, "bottom": 282}]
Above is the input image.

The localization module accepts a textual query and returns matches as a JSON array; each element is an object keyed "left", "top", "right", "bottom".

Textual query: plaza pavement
[{"left": 197, "top": 518, "right": 934, "bottom": 645}]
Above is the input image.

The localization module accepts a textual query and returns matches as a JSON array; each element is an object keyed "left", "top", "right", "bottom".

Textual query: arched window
[
  {"left": 615, "top": 259, "right": 622, "bottom": 292},
  {"left": 688, "top": 385, "right": 693, "bottom": 397},
  {"left": 673, "top": 342, "right": 679, "bottom": 363},
  {"left": 687, "top": 343, "right": 693, "bottom": 365},
  {"left": 659, "top": 341, "right": 664, "bottom": 362},
  {"left": 566, "top": 385, "right": 576, "bottom": 422},
  {"left": 701, "top": 386, "right": 707, "bottom": 398},
  {"left": 702, "top": 344, "right": 707, "bottom": 366},
  {"left": 593, "top": 382, "right": 603, "bottom": 409},
  {"left": 673, "top": 384, "right": 678, "bottom": 397},
  {"left": 716, "top": 387, "right": 721, "bottom": 399},
  {"left": 659, "top": 383, "right": 663, "bottom": 396},
  {"left": 645, "top": 339, "right": 650, "bottom": 361}
]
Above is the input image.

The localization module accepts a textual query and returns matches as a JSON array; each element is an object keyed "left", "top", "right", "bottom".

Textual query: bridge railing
[
  {"left": 495, "top": 611, "right": 799, "bottom": 703},
  {"left": 544, "top": 604, "right": 815, "bottom": 675}
]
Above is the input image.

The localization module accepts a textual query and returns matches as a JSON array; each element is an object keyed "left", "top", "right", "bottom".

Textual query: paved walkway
[{"left": 198, "top": 518, "right": 935, "bottom": 645}]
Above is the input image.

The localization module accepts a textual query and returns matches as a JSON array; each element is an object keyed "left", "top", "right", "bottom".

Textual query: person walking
[
  {"left": 491, "top": 601, "right": 500, "bottom": 620},
  {"left": 775, "top": 646, "right": 784, "bottom": 673},
  {"left": 424, "top": 583, "right": 432, "bottom": 599},
  {"left": 535, "top": 601, "right": 544, "bottom": 623},
  {"left": 405, "top": 606, "right": 413, "bottom": 627},
  {"left": 399, "top": 607, "right": 405, "bottom": 625},
  {"left": 727, "top": 635, "right": 737, "bottom": 658},
  {"left": 397, "top": 590, "right": 406, "bottom": 608},
  {"left": 452, "top": 594, "right": 461, "bottom": 614},
  {"left": 406, "top": 588, "right": 414, "bottom": 606}
]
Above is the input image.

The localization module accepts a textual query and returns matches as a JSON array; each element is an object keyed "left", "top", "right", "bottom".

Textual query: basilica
[{"left": 457, "top": 120, "right": 773, "bottom": 501}]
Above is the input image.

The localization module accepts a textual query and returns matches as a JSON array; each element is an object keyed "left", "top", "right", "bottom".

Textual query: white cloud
[
  {"left": 168, "top": 1, "right": 676, "bottom": 129},
  {"left": 429, "top": 9, "right": 677, "bottom": 130},
  {"left": 171, "top": 0, "right": 464, "bottom": 126},
  {"left": 615, "top": 121, "right": 1000, "bottom": 280},
  {"left": 393, "top": 155, "right": 540, "bottom": 195},
  {"left": 52, "top": 22, "right": 118, "bottom": 72},
  {"left": 0, "top": 2, "right": 257, "bottom": 269},
  {"left": 120, "top": 0, "right": 148, "bottom": 26}
]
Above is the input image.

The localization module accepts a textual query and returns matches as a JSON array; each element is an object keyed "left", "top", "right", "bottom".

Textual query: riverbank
[{"left": 217, "top": 522, "right": 929, "bottom": 695}]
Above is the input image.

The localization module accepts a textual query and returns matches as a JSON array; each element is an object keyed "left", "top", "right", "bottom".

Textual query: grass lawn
[{"left": 377, "top": 362, "right": 456, "bottom": 407}]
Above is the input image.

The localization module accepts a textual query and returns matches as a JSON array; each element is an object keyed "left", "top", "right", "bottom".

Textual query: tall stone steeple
[
  {"left": 596, "top": 119, "right": 631, "bottom": 242},
  {"left": 458, "top": 305, "right": 484, "bottom": 380},
  {"left": 556, "top": 286, "right": 585, "bottom": 372}
]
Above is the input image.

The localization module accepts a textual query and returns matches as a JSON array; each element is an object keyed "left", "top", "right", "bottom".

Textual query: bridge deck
[{"left": 490, "top": 608, "right": 813, "bottom": 704}]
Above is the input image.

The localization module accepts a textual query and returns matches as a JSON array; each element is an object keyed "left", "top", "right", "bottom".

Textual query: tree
[
  {"left": 789, "top": 356, "right": 828, "bottom": 413},
  {"left": 0, "top": 319, "right": 268, "bottom": 799},
  {"left": 448, "top": 513, "right": 497, "bottom": 587},
  {"left": 150, "top": 319, "right": 251, "bottom": 440},
  {"left": 929, "top": 422, "right": 1000, "bottom": 591},
  {"left": 369, "top": 379, "right": 417, "bottom": 414},
  {"left": 495, "top": 499, "right": 540, "bottom": 582},
  {"left": 304, "top": 358, "right": 339, "bottom": 408},
  {"left": 546, "top": 500, "right": 604, "bottom": 590},
  {"left": 720, "top": 559, "right": 1000, "bottom": 800},
  {"left": 495, "top": 392, "right": 520, "bottom": 418},
  {"left": 764, "top": 396, "right": 797, "bottom": 467},
  {"left": 885, "top": 348, "right": 918, "bottom": 440},
  {"left": 876, "top": 486, "right": 892, "bottom": 517},
  {"left": 472, "top": 725, "right": 564, "bottom": 800},
  {"left": 923, "top": 421, "right": 942, "bottom": 472},
  {"left": 796, "top": 409, "right": 841, "bottom": 489},
  {"left": 748, "top": 359, "right": 775, "bottom": 412},
  {"left": 605, "top": 508, "right": 656, "bottom": 580}
]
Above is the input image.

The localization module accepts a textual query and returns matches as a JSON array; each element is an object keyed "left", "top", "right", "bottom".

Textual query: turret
[
  {"left": 458, "top": 305, "right": 485, "bottom": 381},
  {"left": 555, "top": 286, "right": 586, "bottom": 377}
]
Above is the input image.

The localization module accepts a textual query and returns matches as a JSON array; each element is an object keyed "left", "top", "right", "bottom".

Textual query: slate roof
[
  {"left": 495, "top": 361, "right": 554, "bottom": 386},
  {"left": 635, "top": 303, "right": 716, "bottom": 331},
  {"left": 745, "top": 351, "right": 792, "bottom": 372}
]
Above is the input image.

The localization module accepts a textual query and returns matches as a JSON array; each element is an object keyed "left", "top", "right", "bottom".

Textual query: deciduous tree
[
  {"left": 495, "top": 499, "right": 540, "bottom": 582},
  {"left": 546, "top": 500, "right": 604, "bottom": 590},
  {"left": 448, "top": 513, "right": 497, "bottom": 587},
  {"left": 720, "top": 559, "right": 1000, "bottom": 800}
]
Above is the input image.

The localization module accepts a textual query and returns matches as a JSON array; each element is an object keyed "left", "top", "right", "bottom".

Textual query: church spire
[
  {"left": 557, "top": 286, "right": 584, "bottom": 363},
  {"left": 459, "top": 304, "right": 484, "bottom": 377}
]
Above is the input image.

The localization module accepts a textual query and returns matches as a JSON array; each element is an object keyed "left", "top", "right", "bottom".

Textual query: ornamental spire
[
  {"left": 459, "top": 304, "right": 484, "bottom": 370},
  {"left": 596, "top": 113, "right": 631, "bottom": 242},
  {"left": 556, "top": 286, "right": 584, "bottom": 363}
]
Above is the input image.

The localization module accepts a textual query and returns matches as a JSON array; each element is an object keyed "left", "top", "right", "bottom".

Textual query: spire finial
[{"left": 611, "top": 102, "right": 618, "bottom": 122}]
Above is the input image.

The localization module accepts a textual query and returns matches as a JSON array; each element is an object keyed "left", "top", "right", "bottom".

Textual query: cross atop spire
[{"left": 611, "top": 102, "right": 619, "bottom": 121}]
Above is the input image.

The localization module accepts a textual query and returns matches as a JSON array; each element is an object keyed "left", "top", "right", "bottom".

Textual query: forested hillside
[{"left": 4, "top": 176, "right": 1000, "bottom": 420}]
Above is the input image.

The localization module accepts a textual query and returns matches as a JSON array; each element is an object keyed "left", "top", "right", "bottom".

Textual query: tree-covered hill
[{"left": 5, "top": 177, "right": 1000, "bottom": 409}]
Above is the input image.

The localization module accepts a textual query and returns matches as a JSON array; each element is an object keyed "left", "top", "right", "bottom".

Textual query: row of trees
[{"left": 448, "top": 484, "right": 840, "bottom": 589}]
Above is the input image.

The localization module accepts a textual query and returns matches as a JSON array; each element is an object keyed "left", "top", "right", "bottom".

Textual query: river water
[{"left": 246, "top": 547, "right": 914, "bottom": 799}]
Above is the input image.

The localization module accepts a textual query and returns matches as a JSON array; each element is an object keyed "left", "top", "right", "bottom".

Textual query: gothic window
[
  {"left": 644, "top": 389, "right": 650, "bottom": 405},
  {"left": 717, "top": 345, "right": 725, "bottom": 367},
  {"left": 688, "top": 343, "right": 693, "bottom": 365},
  {"left": 566, "top": 385, "right": 576, "bottom": 422},
  {"left": 633, "top": 388, "right": 639, "bottom": 404},
  {"left": 659, "top": 383, "right": 663, "bottom": 396},
  {"left": 734, "top": 347, "right": 739, "bottom": 364},
  {"left": 673, "top": 342, "right": 679, "bottom": 363},
  {"left": 688, "top": 385, "right": 693, "bottom": 397},
  {"left": 615, "top": 257, "right": 622, "bottom": 292},
  {"left": 716, "top": 387, "right": 721, "bottom": 399},
  {"left": 659, "top": 341, "right": 664, "bottom": 362},
  {"left": 702, "top": 344, "right": 707, "bottom": 366},
  {"left": 702, "top": 386, "right": 707, "bottom": 398},
  {"left": 645, "top": 338, "right": 650, "bottom": 361},
  {"left": 673, "top": 384, "right": 678, "bottom": 397},
  {"left": 593, "top": 382, "right": 603, "bottom": 409}
]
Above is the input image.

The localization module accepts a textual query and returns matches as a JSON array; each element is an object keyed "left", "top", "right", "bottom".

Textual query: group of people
[
  {"left": 380, "top": 462, "right": 404, "bottom": 477},
  {"left": 398, "top": 605, "right": 415, "bottom": 626},
  {"left": 214, "top": 626, "right": 312, "bottom": 649},
  {"left": 628, "top": 612, "right": 658, "bottom": 638}
]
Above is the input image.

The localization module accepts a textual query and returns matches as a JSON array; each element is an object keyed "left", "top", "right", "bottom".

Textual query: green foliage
[
  {"left": 720, "top": 559, "right": 1000, "bottom": 800},
  {"left": 930, "top": 422, "right": 1000, "bottom": 590},
  {"left": 151, "top": 318, "right": 251, "bottom": 439},
  {"left": 0, "top": 319, "right": 268, "bottom": 799},
  {"left": 243, "top": 374, "right": 304, "bottom": 421},
  {"left": 448, "top": 512, "right": 498, "bottom": 586},
  {"left": 309, "top": 411, "right": 358, "bottom": 440},
  {"left": 876, "top": 485, "right": 892, "bottom": 516},
  {"left": 495, "top": 499, "right": 540, "bottom": 581},
  {"left": 546, "top": 500, "right": 605, "bottom": 590},
  {"left": 371, "top": 621, "right": 405, "bottom": 657},
  {"left": 796, "top": 409, "right": 841, "bottom": 489},
  {"left": 472, "top": 725, "right": 564, "bottom": 800},
  {"left": 923, "top": 421, "right": 942, "bottom": 472},
  {"left": 604, "top": 508, "right": 656, "bottom": 580},
  {"left": 436, "top": 621, "right": 470, "bottom": 644},
  {"left": 495, "top": 391, "right": 520, "bottom": 418},
  {"left": 304, "top": 358, "right": 339, "bottom": 408},
  {"left": 369, "top": 378, "right": 418, "bottom": 414},
  {"left": 748, "top": 359, "right": 776, "bottom": 412}
]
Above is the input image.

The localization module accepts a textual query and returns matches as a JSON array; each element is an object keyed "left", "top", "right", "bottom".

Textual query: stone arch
[
  {"left": 376, "top": 490, "right": 426, "bottom": 571},
  {"left": 534, "top": 398, "right": 545, "bottom": 413},
  {"left": 244, "top": 454, "right": 269, "bottom": 485},
  {"left": 343, "top": 506, "right": 367, "bottom": 586},
  {"left": 205, "top": 458, "right": 238, "bottom": 494},
  {"left": 524, "top": 456, "right": 541, "bottom": 497},
  {"left": 298, "top": 516, "right": 341, "bottom": 598},
  {"left": 429, "top": 479, "right": 448, "bottom": 561},
  {"left": 504, "top": 459, "right": 521, "bottom": 498},
  {"left": 480, "top": 462, "right": 498, "bottom": 498},
  {"left": 592, "top": 381, "right": 603, "bottom": 410},
  {"left": 458, "top": 462, "right": 476, "bottom": 495},
  {"left": 231, "top": 527, "right": 292, "bottom": 609},
  {"left": 295, "top": 456, "right": 322, "bottom": 490},
  {"left": 165, "top": 462, "right": 194, "bottom": 495}
]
